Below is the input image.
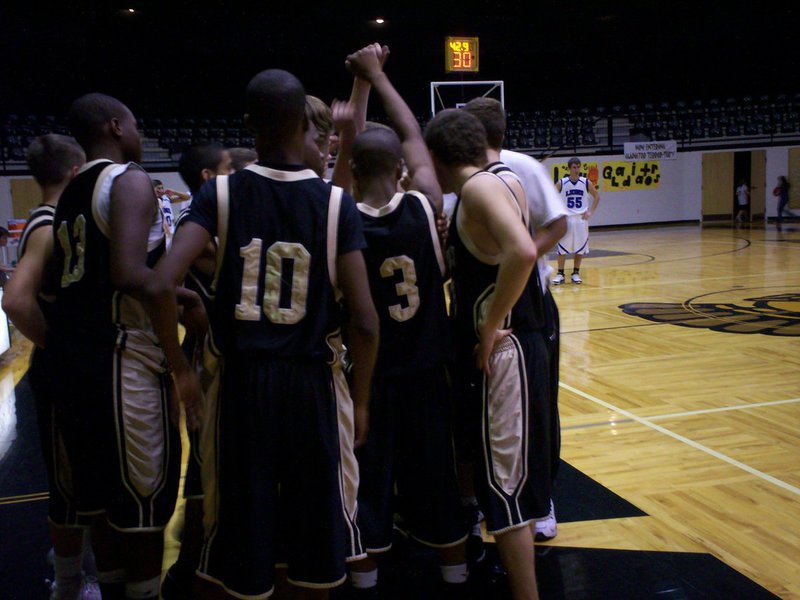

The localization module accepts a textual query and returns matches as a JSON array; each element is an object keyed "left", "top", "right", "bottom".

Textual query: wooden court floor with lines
[{"left": 0, "top": 222, "right": 798, "bottom": 598}]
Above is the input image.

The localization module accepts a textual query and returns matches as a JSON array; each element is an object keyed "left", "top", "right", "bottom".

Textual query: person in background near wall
[
  {"left": 775, "top": 175, "right": 791, "bottom": 229},
  {"left": 735, "top": 178, "right": 750, "bottom": 223},
  {"left": 553, "top": 157, "right": 600, "bottom": 285},
  {"left": 0, "top": 227, "right": 15, "bottom": 279}
]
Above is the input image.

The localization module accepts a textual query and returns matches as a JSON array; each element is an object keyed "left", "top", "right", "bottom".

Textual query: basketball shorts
[
  {"left": 355, "top": 364, "right": 467, "bottom": 553},
  {"left": 48, "top": 327, "right": 181, "bottom": 531},
  {"left": 197, "top": 354, "right": 362, "bottom": 598},
  {"left": 28, "top": 347, "right": 80, "bottom": 527},
  {"left": 462, "top": 330, "right": 553, "bottom": 534},
  {"left": 556, "top": 214, "right": 590, "bottom": 255}
]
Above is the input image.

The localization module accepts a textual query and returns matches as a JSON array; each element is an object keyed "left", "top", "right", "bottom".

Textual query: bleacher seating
[{"left": 2, "top": 93, "right": 800, "bottom": 170}]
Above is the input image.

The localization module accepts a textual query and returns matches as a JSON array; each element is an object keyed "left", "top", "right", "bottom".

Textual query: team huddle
[{"left": 5, "top": 43, "right": 600, "bottom": 600}]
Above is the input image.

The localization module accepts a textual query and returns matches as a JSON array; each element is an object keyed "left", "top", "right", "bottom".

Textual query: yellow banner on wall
[
  {"left": 602, "top": 161, "right": 661, "bottom": 191},
  {"left": 551, "top": 162, "right": 601, "bottom": 190}
]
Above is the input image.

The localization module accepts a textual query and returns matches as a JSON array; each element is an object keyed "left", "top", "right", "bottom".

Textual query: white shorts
[{"left": 556, "top": 214, "right": 589, "bottom": 255}]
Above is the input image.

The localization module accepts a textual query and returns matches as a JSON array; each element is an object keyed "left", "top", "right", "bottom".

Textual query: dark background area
[{"left": 1, "top": 1, "right": 797, "bottom": 120}]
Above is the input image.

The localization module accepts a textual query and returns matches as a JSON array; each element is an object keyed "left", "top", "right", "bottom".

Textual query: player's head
[
  {"left": 351, "top": 127, "right": 403, "bottom": 189},
  {"left": 568, "top": 157, "right": 582, "bottom": 176},
  {"left": 228, "top": 147, "right": 258, "bottom": 172},
  {"left": 151, "top": 179, "right": 165, "bottom": 197},
  {"left": 68, "top": 93, "right": 141, "bottom": 163},
  {"left": 305, "top": 95, "right": 333, "bottom": 164},
  {"left": 0, "top": 227, "right": 8, "bottom": 248},
  {"left": 424, "top": 109, "right": 487, "bottom": 168},
  {"left": 178, "top": 142, "right": 233, "bottom": 193},
  {"left": 244, "top": 69, "right": 307, "bottom": 148},
  {"left": 463, "top": 97, "right": 506, "bottom": 150},
  {"left": 25, "top": 134, "right": 86, "bottom": 188}
]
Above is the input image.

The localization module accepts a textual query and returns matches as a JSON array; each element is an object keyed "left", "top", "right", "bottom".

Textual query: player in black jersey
[
  {"left": 150, "top": 69, "right": 378, "bottom": 599},
  {"left": 425, "top": 109, "right": 545, "bottom": 600},
  {"left": 464, "top": 97, "right": 567, "bottom": 542},
  {"left": 161, "top": 142, "right": 233, "bottom": 600},
  {"left": 3, "top": 134, "right": 100, "bottom": 600},
  {"left": 343, "top": 44, "right": 468, "bottom": 596},
  {"left": 43, "top": 94, "right": 203, "bottom": 599}
]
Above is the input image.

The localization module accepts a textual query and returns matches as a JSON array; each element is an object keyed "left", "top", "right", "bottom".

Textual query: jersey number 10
[{"left": 236, "top": 239, "right": 310, "bottom": 324}]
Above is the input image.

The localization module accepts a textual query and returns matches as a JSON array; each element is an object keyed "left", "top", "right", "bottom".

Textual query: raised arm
[{"left": 346, "top": 43, "right": 442, "bottom": 214}]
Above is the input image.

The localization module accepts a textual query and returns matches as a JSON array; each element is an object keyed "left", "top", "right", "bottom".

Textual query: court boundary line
[
  {"left": 647, "top": 397, "right": 800, "bottom": 420},
  {"left": 560, "top": 382, "right": 800, "bottom": 497}
]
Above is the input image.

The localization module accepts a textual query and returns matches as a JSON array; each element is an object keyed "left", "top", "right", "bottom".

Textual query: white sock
[
  {"left": 125, "top": 575, "right": 161, "bottom": 598},
  {"left": 440, "top": 563, "right": 469, "bottom": 584},
  {"left": 350, "top": 568, "right": 378, "bottom": 589}
]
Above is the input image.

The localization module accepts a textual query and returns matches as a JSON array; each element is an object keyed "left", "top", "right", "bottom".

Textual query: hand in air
[{"left": 346, "top": 43, "right": 390, "bottom": 81}]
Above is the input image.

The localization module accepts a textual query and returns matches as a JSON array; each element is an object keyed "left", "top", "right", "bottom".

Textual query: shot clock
[{"left": 445, "top": 37, "right": 479, "bottom": 73}]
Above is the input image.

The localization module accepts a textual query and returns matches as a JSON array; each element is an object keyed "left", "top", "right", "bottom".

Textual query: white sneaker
[
  {"left": 552, "top": 273, "right": 565, "bottom": 285},
  {"left": 571, "top": 272, "right": 582, "bottom": 284},
  {"left": 535, "top": 500, "right": 557, "bottom": 541}
]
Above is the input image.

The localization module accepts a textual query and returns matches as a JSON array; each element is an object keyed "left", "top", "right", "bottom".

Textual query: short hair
[
  {"left": 567, "top": 157, "right": 581, "bottom": 167},
  {"left": 245, "top": 69, "right": 306, "bottom": 139},
  {"left": 305, "top": 95, "right": 333, "bottom": 138},
  {"left": 424, "top": 109, "right": 487, "bottom": 167},
  {"left": 25, "top": 134, "right": 85, "bottom": 186},
  {"left": 151, "top": 179, "right": 163, "bottom": 187},
  {"left": 228, "top": 147, "right": 258, "bottom": 172},
  {"left": 68, "top": 93, "right": 129, "bottom": 148},
  {"left": 463, "top": 98, "right": 506, "bottom": 150},
  {"left": 179, "top": 142, "right": 228, "bottom": 193},
  {"left": 0, "top": 227, "right": 8, "bottom": 238},
  {"left": 352, "top": 128, "right": 403, "bottom": 179}
]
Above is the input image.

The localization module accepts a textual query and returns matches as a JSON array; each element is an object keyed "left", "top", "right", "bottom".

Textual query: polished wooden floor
[
  {"left": 544, "top": 222, "right": 800, "bottom": 599},
  {"left": 0, "top": 221, "right": 798, "bottom": 598}
]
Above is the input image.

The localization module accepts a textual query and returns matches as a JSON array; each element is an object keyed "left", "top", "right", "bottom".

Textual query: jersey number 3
[
  {"left": 57, "top": 215, "right": 87, "bottom": 288},
  {"left": 381, "top": 255, "right": 420, "bottom": 322},
  {"left": 236, "top": 239, "right": 310, "bottom": 324}
]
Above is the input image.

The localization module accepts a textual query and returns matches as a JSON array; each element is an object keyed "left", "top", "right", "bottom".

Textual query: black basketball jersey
[
  {"left": 174, "top": 205, "right": 215, "bottom": 314},
  {"left": 447, "top": 171, "right": 544, "bottom": 355},
  {"left": 18, "top": 203, "right": 60, "bottom": 317},
  {"left": 184, "top": 164, "right": 366, "bottom": 359},
  {"left": 50, "top": 160, "right": 166, "bottom": 341},
  {"left": 357, "top": 191, "right": 450, "bottom": 376}
]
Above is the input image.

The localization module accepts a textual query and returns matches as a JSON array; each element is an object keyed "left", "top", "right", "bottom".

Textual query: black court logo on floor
[{"left": 620, "top": 289, "right": 800, "bottom": 336}]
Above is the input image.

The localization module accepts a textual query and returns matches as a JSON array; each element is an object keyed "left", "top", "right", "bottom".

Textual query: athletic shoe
[
  {"left": 534, "top": 499, "right": 557, "bottom": 541},
  {"left": 552, "top": 273, "right": 565, "bottom": 285},
  {"left": 571, "top": 272, "right": 582, "bottom": 284}
]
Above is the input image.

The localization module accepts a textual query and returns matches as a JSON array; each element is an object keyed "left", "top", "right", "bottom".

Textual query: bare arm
[
  {"left": 346, "top": 43, "right": 443, "bottom": 214},
  {"left": 533, "top": 215, "right": 566, "bottom": 255},
  {"left": 584, "top": 181, "right": 601, "bottom": 220},
  {"left": 2, "top": 227, "right": 52, "bottom": 347},
  {"left": 109, "top": 168, "right": 206, "bottom": 428},
  {"left": 330, "top": 77, "right": 372, "bottom": 192},
  {"left": 462, "top": 176, "right": 537, "bottom": 374},
  {"left": 555, "top": 180, "right": 563, "bottom": 193},
  {"left": 336, "top": 249, "right": 379, "bottom": 448}
]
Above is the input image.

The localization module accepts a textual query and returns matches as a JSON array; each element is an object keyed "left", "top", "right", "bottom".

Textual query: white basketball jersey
[{"left": 560, "top": 176, "right": 589, "bottom": 215}]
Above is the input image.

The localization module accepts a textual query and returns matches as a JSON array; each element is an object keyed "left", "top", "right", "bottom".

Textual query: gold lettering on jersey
[
  {"left": 380, "top": 255, "right": 420, "bottom": 322},
  {"left": 57, "top": 214, "right": 87, "bottom": 288},
  {"left": 264, "top": 242, "right": 310, "bottom": 324},
  {"left": 235, "top": 238, "right": 263, "bottom": 321}
]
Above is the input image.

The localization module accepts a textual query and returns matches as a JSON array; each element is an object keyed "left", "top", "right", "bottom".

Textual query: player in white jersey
[{"left": 553, "top": 157, "right": 600, "bottom": 284}]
